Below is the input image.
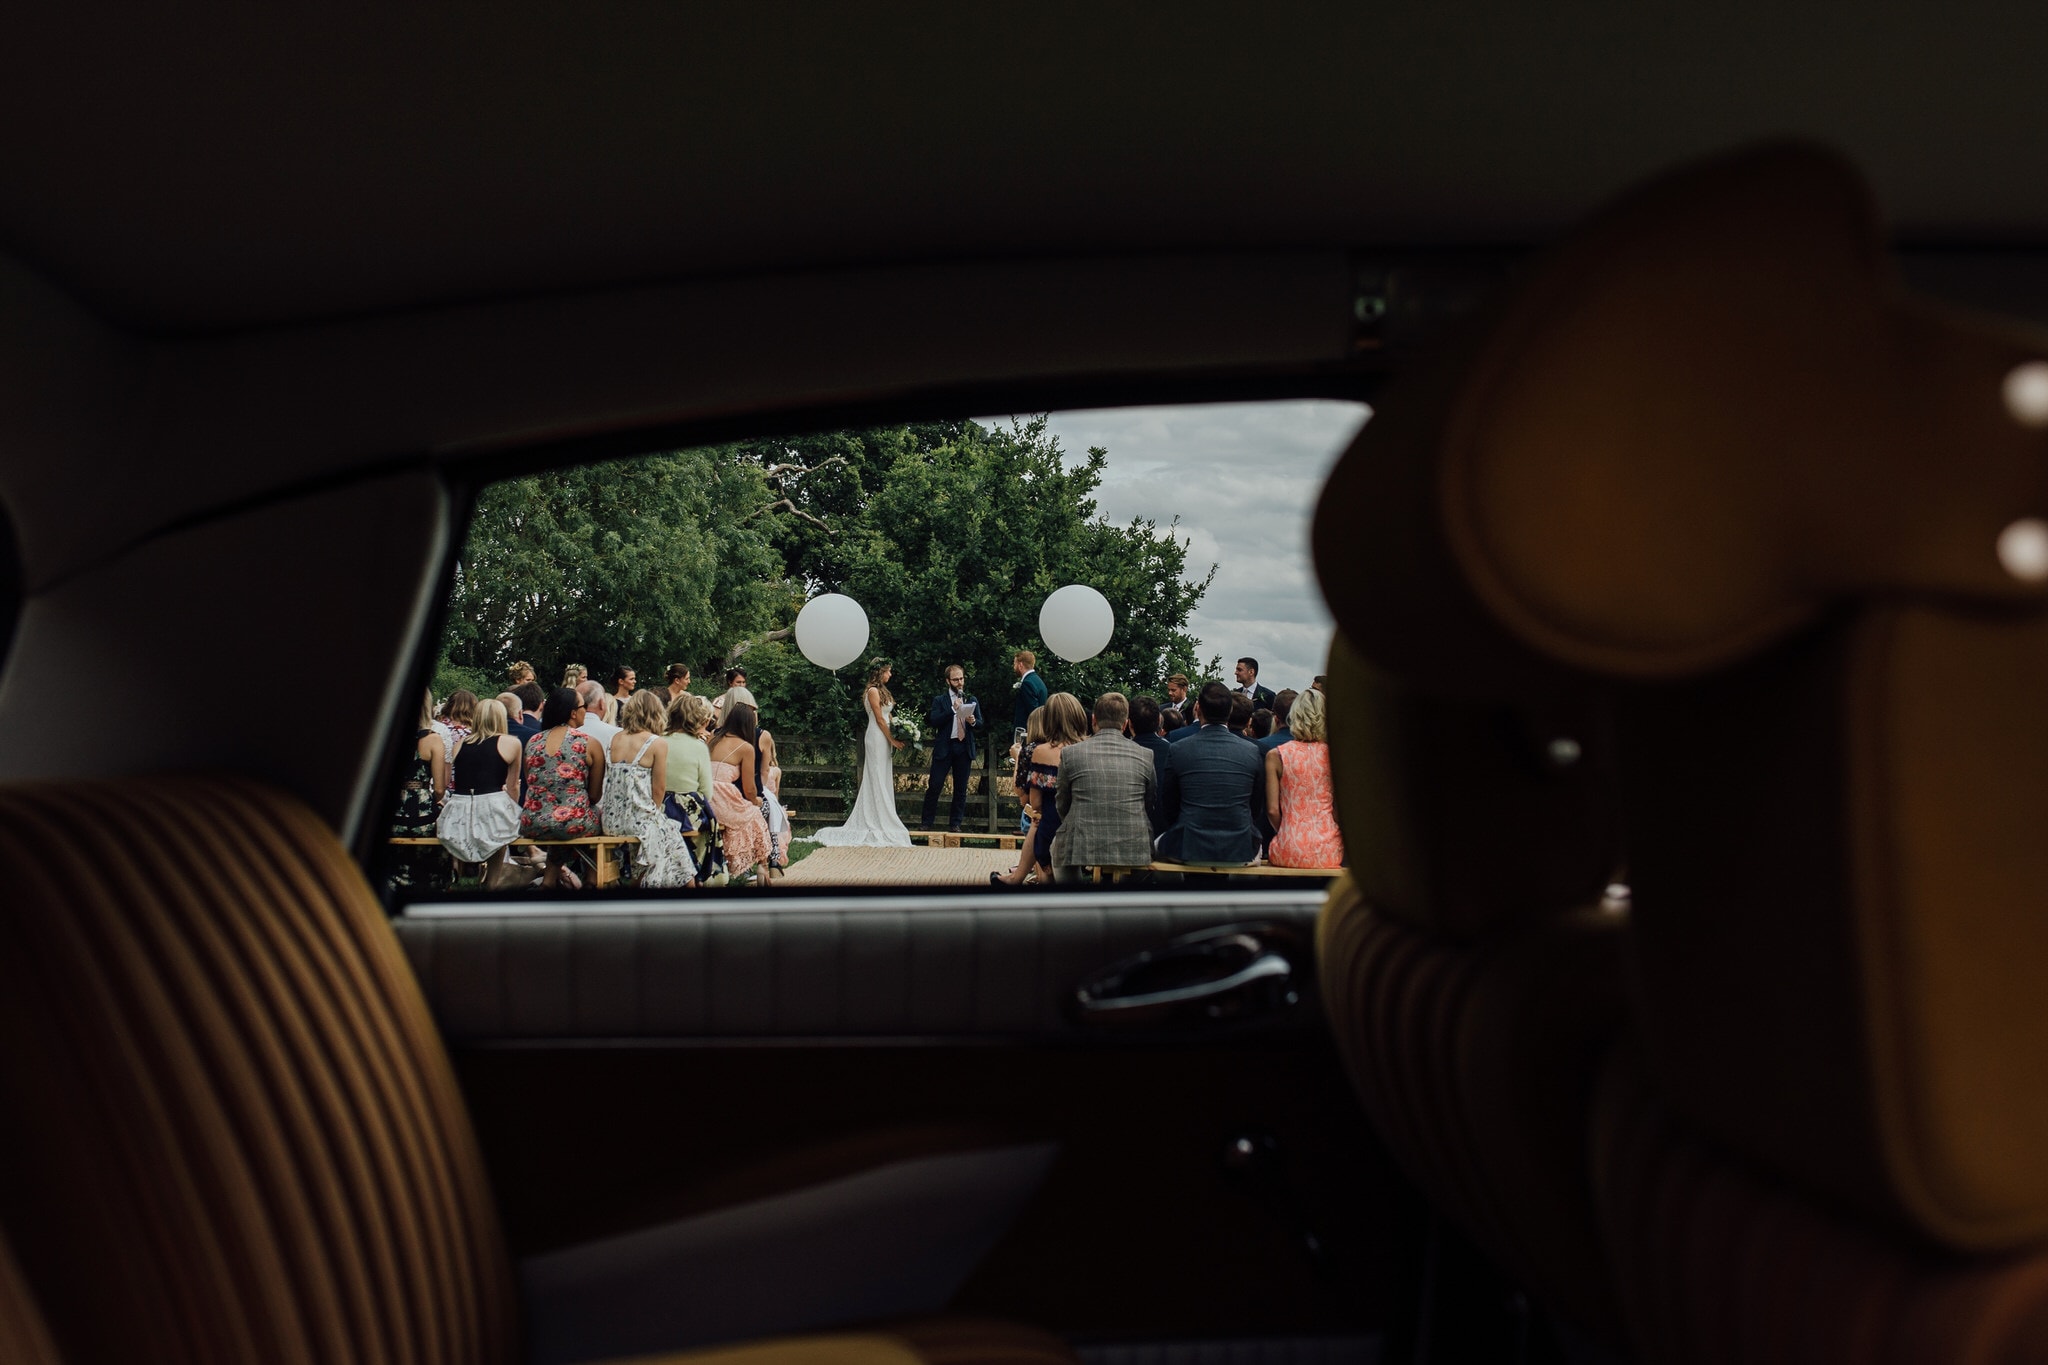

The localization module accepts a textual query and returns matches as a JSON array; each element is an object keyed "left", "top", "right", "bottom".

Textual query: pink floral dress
[
  {"left": 522, "top": 730, "right": 598, "bottom": 838},
  {"left": 1268, "top": 739, "right": 1344, "bottom": 869}
]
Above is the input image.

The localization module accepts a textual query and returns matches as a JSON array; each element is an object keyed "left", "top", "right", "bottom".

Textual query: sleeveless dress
[
  {"left": 810, "top": 701, "right": 912, "bottom": 848},
  {"left": 1267, "top": 739, "right": 1344, "bottom": 869},
  {"left": 522, "top": 730, "right": 599, "bottom": 838},
  {"left": 389, "top": 729, "right": 449, "bottom": 893},
  {"left": 438, "top": 738, "right": 522, "bottom": 863},
  {"left": 599, "top": 734, "right": 698, "bottom": 888},
  {"left": 708, "top": 757, "right": 771, "bottom": 876}
]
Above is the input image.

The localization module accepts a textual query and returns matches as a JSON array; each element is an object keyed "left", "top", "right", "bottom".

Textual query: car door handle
[{"left": 1070, "top": 922, "right": 1307, "bottom": 1028}]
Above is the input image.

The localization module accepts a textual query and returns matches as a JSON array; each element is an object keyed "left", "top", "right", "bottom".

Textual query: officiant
[{"left": 919, "top": 663, "right": 983, "bottom": 834}]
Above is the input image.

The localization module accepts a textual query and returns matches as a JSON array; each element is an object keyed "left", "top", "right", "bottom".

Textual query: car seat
[
  {"left": 0, "top": 775, "right": 1073, "bottom": 1365},
  {"left": 1341, "top": 139, "right": 2048, "bottom": 1361}
]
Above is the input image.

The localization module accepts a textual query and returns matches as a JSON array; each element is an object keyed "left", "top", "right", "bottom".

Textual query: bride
[{"left": 809, "top": 657, "right": 913, "bottom": 847}]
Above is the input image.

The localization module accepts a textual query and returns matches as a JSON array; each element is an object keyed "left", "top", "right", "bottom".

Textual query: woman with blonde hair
[
  {"left": 991, "top": 692, "right": 1089, "bottom": 886},
  {"left": 1265, "top": 685, "right": 1343, "bottom": 869},
  {"left": 437, "top": 699, "right": 531, "bottom": 888},
  {"left": 664, "top": 690, "right": 719, "bottom": 874},
  {"left": 598, "top": 690, "right": 697, "bottom": 887}
]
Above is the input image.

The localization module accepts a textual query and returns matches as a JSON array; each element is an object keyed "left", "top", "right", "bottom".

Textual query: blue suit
[
  {"left": 1156, "top": 725, "right": 1266, "bottom": 865},
  {"left": 921, "top": 689, "right": 982, "bottom": 831}
]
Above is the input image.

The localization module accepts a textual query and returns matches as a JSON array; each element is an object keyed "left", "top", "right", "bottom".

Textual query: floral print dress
[
  {"left": 522, "top": 730, "right": 598, "bottom": 838},
  {"left": 388, "top": 730, "right": 450, "bottom": 893},
  {"left": 1267, "top": 739, "right": 1344, "bottom": 869}
]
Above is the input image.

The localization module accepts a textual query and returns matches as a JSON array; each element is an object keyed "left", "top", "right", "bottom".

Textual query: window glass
[{"left": 384, "top": 400, "right": 1366, "bottom": 899}]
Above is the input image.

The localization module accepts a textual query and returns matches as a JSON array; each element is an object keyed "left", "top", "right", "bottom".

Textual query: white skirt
[{"left": 438, "top": 790, "right": 523, "bottom": 863}]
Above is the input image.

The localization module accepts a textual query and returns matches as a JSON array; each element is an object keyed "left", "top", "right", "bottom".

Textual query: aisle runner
[{"left": 777, "top": 845, "right": 1015, "bottom": 886}]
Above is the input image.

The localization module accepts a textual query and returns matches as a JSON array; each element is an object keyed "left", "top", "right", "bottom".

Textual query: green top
[{"left": 666, "top": 732, "right": 716, "bottom": 798}]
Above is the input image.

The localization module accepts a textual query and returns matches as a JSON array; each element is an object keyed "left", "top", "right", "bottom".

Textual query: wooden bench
[
  {"left": 909, "top": 831, "right": 1026, "bottom": 850},
  {"left": 389, "top": 835, "right": 640, "bottom": 888},
  {"left": 1089, "top": 860, "right": 1338, "bottom": 883}
]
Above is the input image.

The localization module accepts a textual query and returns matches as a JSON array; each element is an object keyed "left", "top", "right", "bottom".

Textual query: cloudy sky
[{"left": 983, "top": 400, "right": 1370, "bottom": 694}]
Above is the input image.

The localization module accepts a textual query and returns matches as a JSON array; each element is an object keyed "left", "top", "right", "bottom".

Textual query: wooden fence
[{"left": 778, "top": 732, "right": 1023, "bottom": 831}]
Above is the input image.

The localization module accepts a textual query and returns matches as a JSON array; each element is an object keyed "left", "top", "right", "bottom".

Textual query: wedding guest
[
  {"left": 441, "top": 689, "right": 478, "bottom": 756},
  {"left": 521, "top": 686, "right": 607, "bottom": 889},
  {"left": 663, "top": 691, "right": 719, "bottom": 869},
  {"left": 390, "top": 687, "right": 450, "bottom": 894},
  {"left": 562, "top": 662, "right": 587, "bottom": 689},
  {"left": 599, "top": 690, "right": 697, "bottom": 888},
  {"left": 610, "top": 664, "right": 637, "bottom": 710},
  {"left": 1266, "top": 687, "right": 1343, "bottom": 869},
  {"left": 1130, "top": 695, "right": 1172, "bottom": 789},
  {"left": 754, "top": 706, "right": 790, "bottom": 867},
  {"left": 1257, "top": 689, "right": 1298, "bottom": 753},
  {"left": 665, "top": 663, "right": 693, "bottom": 704},
  {"left": 1249, "top": 708, "right": 1275, "bottom": 741},
  {"left": 712, "top": 670, "right": 755, "bottom": 726},
  {"left": 496, "top": 690, "right": 544, "bottom": 865},
  {"left": 499, "top": 691, "right": 540, "bottom": 747},
  {"left": 991, "top": 706, "right": 1052, "bottom": 886},
  {"left": 1228, "top": 692, "right": 1256, "bottom": 738},
  {"left": 1234, "top": 657, "right": 1278, "bottom": 709},
  {"left": 438, "top": 699, "right": 529, "bottom": 889},
  {"left": 512, "top": 682, "right": 545, "bottom": 724},
  {"left": 1051, "top": 692, "right": 1159, "bottom": 881},
  {"left": 576, "top": 680, "right": 622, "bottom": 748},
  {"left": 707, "top": 702, "right": 773, "bottom": 880},
  {"left": 507, "top": 660, "right": 537, "bottom": 689},
  {"left": 993, "top": 696, "right": 1088, "bottom": 886},
  {"left": 1160, "top": 705, "right": 1186, "bottom": 734},
  {"left": 1157, "top": 682, "right": 1265, "bottom": 866}
]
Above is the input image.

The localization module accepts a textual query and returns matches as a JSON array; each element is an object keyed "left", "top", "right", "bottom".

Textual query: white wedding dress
[{"left": 808, "top": 699, "right": 912, "bottom": 847}]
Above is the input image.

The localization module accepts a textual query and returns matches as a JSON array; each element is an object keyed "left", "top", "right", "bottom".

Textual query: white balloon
[
  {"left": 1039, "top": 584, "right": 1115, "bottom": 662},
  {"left": 794, "top": 593, "right": 871, "bottom": 670}
]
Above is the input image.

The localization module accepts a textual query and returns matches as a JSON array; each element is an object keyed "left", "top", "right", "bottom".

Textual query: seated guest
[
  {"left": 439, "top": 689, "right": 478, "bottom": 758},
  {"left": 1256, "top": 689, "right": 1298, "bottom": 753},
  {"left": 1160, "top": 705, "right": 1185, "bottom": 734},
  {"left": 991, "top": 705, "right": 1057, "bottom": 886},
  {"left": 754, "top": 711, "right": 789, "bottom": 867},
  {"left": 512, "top": 681, "right": 545, "bottom": 725},
  {"left": 1228, "top": 691, "right": 1256, "bottom": 738},
  {"left": 599, "top": 690, "right": 698, "bottom": 888},
  {"left": 707, "top": 702, "right": 773, "bottom": 880},
  {"left": 390, "top": 687, "right": 450, "bottom": 895},
  {"left": 1129, "top": 695, "right": 1172, "bottom": 789},
  {"left": 500, "top": 691, "right": 540, "bottom": 745},
  {"left": 1249, "top": 707, "right": 1275, "bottom": 741},
  {"left": 1051, "top": 692, "right": 1159, "bottom": 881},
  {"left": 438, "top": 699, "right": 531, "bottom": 890},
  {"left": 664, "top": 691, "right": 719, "bottom": 872},
  {"left": 1157, "top": 682, "right": 1265, "bottom": 866},
  {"left": 522, "top": 686, "right": 608, "bottom": 889},
  {"left": 575, "top": 679, "right": 622, "bottom": 747},
  {"left": 1265, "top": 686, "right": 1343, "bottom": 869}
]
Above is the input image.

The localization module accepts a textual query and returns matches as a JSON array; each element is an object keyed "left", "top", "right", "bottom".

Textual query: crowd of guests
[
  {"left": 992, "top": 655, "right": 1342, "bottom": 885},
  {"left": 390, "top": 658, "right": 789, "bottom": 894}
]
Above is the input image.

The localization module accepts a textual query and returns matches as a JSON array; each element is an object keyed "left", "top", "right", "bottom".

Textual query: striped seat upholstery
[
  {"left": 1318, "top": 875, "right": 1625, "bottom": 1335},
  {"left": 1594, "top": 1048, "right": 2048, "bottom": 1365},
  {"left": 0, "top": 776, "right": 1077, "bottom": 1365}
]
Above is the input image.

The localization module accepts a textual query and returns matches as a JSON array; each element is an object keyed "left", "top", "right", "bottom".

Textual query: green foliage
[
  {"left": 441, "top": 448, "right": 784, "bottom": 684},
  {"left": 441, "top": 418, "right": 1216, "bottom": 749},
  {"left": 430, "top": 659, "right": 500, "bottom": 705}
]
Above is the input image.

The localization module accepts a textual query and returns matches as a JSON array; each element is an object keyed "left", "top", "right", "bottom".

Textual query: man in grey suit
[
  {"left": 1156, "top": 681, "right": 1266, "bottom": 865},
  {"left": 1051, "top": 692, "right": 1158, "bottom": 881}
]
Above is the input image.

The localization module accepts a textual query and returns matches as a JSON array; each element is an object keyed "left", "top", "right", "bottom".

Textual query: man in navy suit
[
  {"left": 1156, "top": 681, "right": 1266, "bottom": 865},
  {"left": 920, "top": 662, "right": 983, "bottom": 833}
]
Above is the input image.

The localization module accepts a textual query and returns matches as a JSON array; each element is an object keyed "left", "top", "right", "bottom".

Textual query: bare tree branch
[
  {"left": 763, "top": 455, "right": 848, "bottom": 482},
  {"left": 724, "top": 628, "right": 793, "bottom": 669},
  {"left": 758, "top": 498, "right": 832, "bottom": 532}
]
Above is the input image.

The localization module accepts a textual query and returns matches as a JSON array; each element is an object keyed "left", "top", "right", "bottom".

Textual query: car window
[{"left": 379, "top": 400, "right": 1367, "bottom": 902}]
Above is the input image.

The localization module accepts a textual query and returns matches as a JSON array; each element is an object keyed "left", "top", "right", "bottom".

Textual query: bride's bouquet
[{"left": 890, "top": 715, "right": 922, "bottom": 749}]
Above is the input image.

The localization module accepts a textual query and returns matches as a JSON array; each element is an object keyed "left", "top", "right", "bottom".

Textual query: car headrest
[
  {"left": 1325, "top": 628, "right": 1621, "bottom": 943},
  {"left": 1317, "top": 141, "right": 2048, "bottom": 683}
]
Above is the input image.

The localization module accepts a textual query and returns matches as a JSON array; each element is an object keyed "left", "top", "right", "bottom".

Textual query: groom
[{"left": 920, "top": 663, "right": 983, "bottom": 833}]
